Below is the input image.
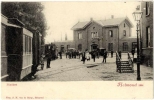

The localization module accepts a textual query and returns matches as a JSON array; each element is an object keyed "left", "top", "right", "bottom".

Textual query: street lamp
[{"left": 132, "top": 6, "right": 143, "bottom": 81}]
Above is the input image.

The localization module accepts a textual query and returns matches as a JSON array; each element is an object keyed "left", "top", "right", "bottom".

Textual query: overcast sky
[{"left": 42, "top": 1, "right": 141, "bottom": 44}]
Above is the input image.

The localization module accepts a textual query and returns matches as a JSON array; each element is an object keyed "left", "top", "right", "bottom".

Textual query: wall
[
  {"left": 119, "top": 20, "right": 131, "bottom": 39},
  {"left": 119, "top": 38, "right": 137, "bottom": 53},
  {"left": 141, "top": 1, "right": 153, "bottom": 67},
  {"left": 141, "top": 1, "right": 153, "bottom": 48},
  {"left": 53, "top": 40, "right": 75, "bottom": 52},
  {"left": 104, "top": 26, "right": 118, "bottom": 52}
]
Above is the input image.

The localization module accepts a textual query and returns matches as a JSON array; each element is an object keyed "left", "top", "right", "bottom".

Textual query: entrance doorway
[{"left": 91, "top": 44, "right": 98, "bottom": 51}]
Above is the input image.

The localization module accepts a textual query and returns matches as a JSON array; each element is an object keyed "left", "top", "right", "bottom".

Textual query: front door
[{"left": 91, "top": 44, "right": 98, "bottom": 51}]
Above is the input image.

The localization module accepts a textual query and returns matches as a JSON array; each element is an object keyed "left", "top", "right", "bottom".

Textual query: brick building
[
  {"left": 52, "top": 40, "right": 75, "bottom": 53},
  {"left": 71, "top": 17, "right": 136, "bottom": 53},
  {"left": 141, "top": 1, "right": 153, "bottom": 66}
]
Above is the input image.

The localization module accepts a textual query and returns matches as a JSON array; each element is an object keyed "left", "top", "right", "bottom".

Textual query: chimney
[{"left": 111, "top": 15, "right": 114, "bottom": 19}]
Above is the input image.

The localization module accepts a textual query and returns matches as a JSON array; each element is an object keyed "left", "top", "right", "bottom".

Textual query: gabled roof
[
  {"left": 71, "top": 17, "right": 133, "bottom": 30},
  {"left": 96, "top": 17, "right": 126, "bottom": 27},
  {"left": 71, "top": 21, "right": 91, "bottom": 30}
]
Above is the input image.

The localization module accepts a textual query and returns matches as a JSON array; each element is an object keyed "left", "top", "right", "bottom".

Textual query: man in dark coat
[
  {"left": 103, "top": 50, "right": 108, "bottom": 63},
  {"left": 111, "top": 51, "right": 113, "bottom": 58},
  {"left": 46, "top": 51, "right": 52, "bottom": 68},
  {"left": 59, "top": 51, "right": 62, "bottom": 59},
  {"left": 91, "top": 50, "right": 96, "bottom": 62},
  {"left": 131, "top": 49, "right": 135, "bottom": 58},
  {"left": 118, "top": 51, "right": 121, "bottom": 59},
  {"left": 82, "top": 52, "right": 86, "bottom": 64}
]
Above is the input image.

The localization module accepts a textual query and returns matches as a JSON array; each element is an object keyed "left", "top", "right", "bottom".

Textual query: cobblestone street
[{"left": 33, "top": 54, "right": 153, "bottom": 81}]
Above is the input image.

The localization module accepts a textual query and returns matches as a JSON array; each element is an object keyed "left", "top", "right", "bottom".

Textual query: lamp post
[{"left": 132, "top": 6, "right": 143, "bottom": 81}]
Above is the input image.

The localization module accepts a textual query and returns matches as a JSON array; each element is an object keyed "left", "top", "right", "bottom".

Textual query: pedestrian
[
  {"left": 103, "top": 50, "right": 108, "bottom": 63},
  {"left": 68, "top": 51, "right": 71, "bottom": 59},
  {"left": 82, "top": 52, "right": 86, "bottom": 64},
  {"left": 74, "top": 50, "right": 76, "bottom": 59},
  {"left": 92, "top": 50, "right": 96, "bottom": 62},
  {"left": 118, "top": 51, "right": 121, "bottom": 59},
  {"left": 131, "top": 49, "right": 135, "bottom": 58},
  {"left": 59, "top": 51, "right": 62, "bottom": 59},
  {"left": 85, "top": 50, "right": 90, "bottom": 61},
  {"left": 66, "top": 50, "right": 68, "bottom": 58},
  {"left": 111, "top": 50, "right": 113, "bottom": 58},
  {"left": 78, "top": 51, "right": 80, "bottom": 59},
  {"left": 46, "top": 51, "right": 51, "bottom": 68}
]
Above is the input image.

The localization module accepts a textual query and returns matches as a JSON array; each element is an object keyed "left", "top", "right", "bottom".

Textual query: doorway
[{"left": 91, "top": 44, "right": 98, "bottom": 51}]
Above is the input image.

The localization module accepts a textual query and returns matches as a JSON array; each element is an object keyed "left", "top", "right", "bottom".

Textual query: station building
[{"left": 71, "top": 16, "right": 137, "bottom": 53}]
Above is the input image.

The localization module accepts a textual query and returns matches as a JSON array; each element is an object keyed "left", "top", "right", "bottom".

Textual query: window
[
  {"left": 29, "top": 37, "right": 32, "bottom": 53},
  {"left": 78, "top": 44, "right": 82, "bottom": 51},
  {"left": 123, "top": 42, "right": 128, "bottom": 51},
  {"left": 91, "top": 32, "right": 98, "bottom": 38},
  {"left": 23, "top": 35, "right": 32, "bottom": 54},
  {"left": 146, "top": 2, "right": 150, "bottom": 16},
  {"left": 146, "top": 26, "right": 151, "bottom": 47},
  {"left": 124, "top": 23, "right": 125, "bottom": 27},
  {"left": 78, "top": 33, "right": 82, "bottom": 39},
  {"left": 108, "top": 43, "right": 113, "bottom": 51},
  {"left": 123, "top": 30, "right": 126, "bottom": 36},
  {"left": 109, "top": 30, "right": 113, "bottom": 37},
  {"left": 23, "top": 35, "right": 25, "bottom": 54}
]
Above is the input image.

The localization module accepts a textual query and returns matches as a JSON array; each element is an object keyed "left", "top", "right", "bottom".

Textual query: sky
[{"left": 42, "top": 1, "right": 141, "bottom": 44}]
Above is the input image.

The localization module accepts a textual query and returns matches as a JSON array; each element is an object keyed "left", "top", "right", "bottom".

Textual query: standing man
[
  {"left": 82, "top": 52, "right": 86, "bottom": 64},
  {"left": 111, "top": 50, "right": 113, "bottom": 58},
  {"left": 92, "top": 50, "right": 96, "bottom": 62},
  {"left": 131, "top": 49, "right": 135, "bottom": 58},
  {"left": 118, "top": 51, "right": 121, "bottom": 59},
  {"left": 59, "top": 51, "right": 62, "bottom": 59},
  {"left": 46, "top": 50, "right": 51, "bottom": 68},
  {"left": 65, "top": 50, "right": 68, "bottom": 58},
  {"left": 103, "top": 50, "right": 107, "bottom": 63}
]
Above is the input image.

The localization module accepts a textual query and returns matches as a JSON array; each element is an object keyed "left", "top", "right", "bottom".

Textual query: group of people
[
  {"left": 81, "top": 49, "right": 109, "bottom": 64},
  {"left": 39, "top": 48, "right": 136, "bottom": 71},
  {"left": 66, "top": 50, "right": 81, "bottom": 59}
]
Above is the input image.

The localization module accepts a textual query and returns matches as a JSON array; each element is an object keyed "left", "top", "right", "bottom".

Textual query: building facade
[
  {"left": 52, "top": 40, "right": 75, "bottom": 53},
  {"left": 141, "top": 1, "right": 153, "bottom": 67},
  {"left": 72, "top": 17, "right": 136, "bottom": 53}
]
